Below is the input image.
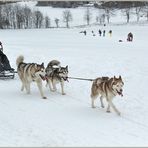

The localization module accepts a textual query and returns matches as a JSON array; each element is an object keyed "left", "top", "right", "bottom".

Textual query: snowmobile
[{"left": 0, "top": 50, "right": 15, "bottom": 79}]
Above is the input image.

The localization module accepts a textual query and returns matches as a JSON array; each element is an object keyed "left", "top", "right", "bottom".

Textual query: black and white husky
[
  {"left": 16, "top": 55, "right": 47, "bottom": 99},
  {"left": 45, "top": 60, "right": 68, "bottom": 95}
]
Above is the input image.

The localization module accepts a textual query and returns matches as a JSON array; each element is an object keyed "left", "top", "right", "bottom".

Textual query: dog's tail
[
  {"left": 47, "top": 60, "right": 61, "bottom": 68},
  {"left": 16, "top": 55, "right": 24, "bottom": 66}
]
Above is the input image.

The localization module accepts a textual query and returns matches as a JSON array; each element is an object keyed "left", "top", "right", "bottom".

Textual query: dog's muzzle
[
  {"left": 63, "top": 76, "right": 69, "bottom": 82},
  {"left": 39, "top": 74, "right": 47, "bottom": 81},
  {"left": 116, "top": 89, "right": 123, "bottom": 97}
]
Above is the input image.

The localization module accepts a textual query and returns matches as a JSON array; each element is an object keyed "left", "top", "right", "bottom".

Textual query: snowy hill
[{"left": 0, "top": 24, "right": 148, "bottom": 146}]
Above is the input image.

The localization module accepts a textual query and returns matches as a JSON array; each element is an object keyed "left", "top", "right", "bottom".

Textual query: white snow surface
[{"left": 0, "top": 24, "right": 148, "bottom": 146}]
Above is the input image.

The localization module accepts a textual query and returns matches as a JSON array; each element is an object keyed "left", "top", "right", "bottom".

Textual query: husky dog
[
  {"left": 46, "top": 60, "right": 68, "bottom": 95},
  {"left": 91, "top": 76, "right": 124, "bottom": 116},
  {"left": 16, "top": 55, "right": 47, "bottom": 99}
]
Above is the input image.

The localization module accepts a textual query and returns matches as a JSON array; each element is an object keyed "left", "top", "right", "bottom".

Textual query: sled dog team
[{"left": 16, "top": 55, "right": 124, "bottom": 116}]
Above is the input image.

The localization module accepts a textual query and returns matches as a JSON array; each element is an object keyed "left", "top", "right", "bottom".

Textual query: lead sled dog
[
  {"left": 16, "top": 55, "right": 47, "bottom": 99},
  {"left": 91, "top": 76, "right": 124, "bottom": 116}
]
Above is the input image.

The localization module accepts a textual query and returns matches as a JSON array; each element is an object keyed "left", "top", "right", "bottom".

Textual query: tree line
[
  {"left": 0, "top": 2, "right": 148, "bottom": 29},
  {"left": 0, "top": 4, "right": 51, "bottom": 29}
]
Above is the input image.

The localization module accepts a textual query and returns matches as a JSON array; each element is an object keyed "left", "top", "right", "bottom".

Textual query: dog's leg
[
  {"left": 100, "top": 96, "right": 104, "bottom": 108},
  {"left": 60, "top": 80, "right": 66, "bottom": 95},
  {"left": 107, "top": 100, "right": 121, "bottom": 116},
  {"left": 20, "top": 79, "right": 25, "bottom": 91},
  {"left": 21, "top": 84, "right": 24, "bottom": 91},
  {"left": 26, "top": 81, "right": 31, "bottom": 94},
  {"left": 48, "top": 79, "right": 55, "bottom": 92},
  {"left": 106, "top": 104, "right": 111, "bottom": 113},
  {"left": 19, "top": 74, "right": 25, "bottom": 91},
  {"left": 52, "top": 80, "right": 57, "bottom": 91},
  {"left": 91, "top": 96, "right": 97, "bottom": 108},
  {"left": 36, "top": 80, "right": 47, "bottom": 99}
]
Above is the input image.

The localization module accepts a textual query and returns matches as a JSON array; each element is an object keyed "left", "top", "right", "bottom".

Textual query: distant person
[
  {"left": 127, "top": 32, "right": 133, "bottom": 42},
  {"left": 108, "top": 30, "right": 112, "bottom": 37},
  {"left": 83, "top": 30, "right": 87, "bottom": 36},
  {"left": 0, "top": 41, "right": 3, "bottom": 52},
  {"left": 80, "top": 30, "right": 87, "bottom": 36},
  {"left": 98, "top": 29, "right": 102, "bottom": 36},
  {"left": 103, "top": 30, "right": 106, "bottom": 37},
  {"left": 92, "top": 30, "right": 95, "bottom": 36}
]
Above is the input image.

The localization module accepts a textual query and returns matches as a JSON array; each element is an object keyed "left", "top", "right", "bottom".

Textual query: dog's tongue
[
  {"left": 119, "top": 92, "right": 123, "bottom": 97},
  {"left": 45, "top": 76, "right": 48, "bottom": 81},
  {"left": 117, "top": 91, "right": 123, "bottom": 97},
  {"left": 40, "top": 75, "right": 47, "bottom": 81}
]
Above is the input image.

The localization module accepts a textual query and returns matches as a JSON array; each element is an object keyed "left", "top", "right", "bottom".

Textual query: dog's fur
[
  {"left": 91, "top": 76, "right": 124, "bottom": 116},
  {"left": 45, "top": 60, "right": 68, "bottom": 95},
  {"left": 16, "top": 55, "right": 47, "bottom": 99}
]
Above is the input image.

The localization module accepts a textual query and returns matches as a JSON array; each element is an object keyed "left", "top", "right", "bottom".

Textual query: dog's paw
[
  {"left": 62, "top": 92, "right": 66, "bottom": 95},
  {"left": 101, "top": 105, "right": 105, "bottom": 108},
  {"left": 42, "top": 96, "right": 47, "bottom": 99},
  {"left": 92, "top": 106, "right": 96, "bottom": 108},
  {"left": 106, "top": 110, "right": 111, "bottom": 113},
  {"left": 117, "top": 112, "right": 121, "bottom": 116}
]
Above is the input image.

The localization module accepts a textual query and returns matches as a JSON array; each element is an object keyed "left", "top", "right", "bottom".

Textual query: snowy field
[{"left": 0, "top": 24, "right": 148, "bottom": 147}]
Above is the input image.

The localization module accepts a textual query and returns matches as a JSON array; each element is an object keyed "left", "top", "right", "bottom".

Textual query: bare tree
[
  {"left": 55, "top": 18, "right": 60, "bottom": 28},
  {"left": 104, "top": 8, "right": 115, "bottom": 24},
  {"left": 23, "top": 5, "right": 32, "bottom": 28},
  {"left": 143, "top": 5, "right": 148, "bottom": 21},
  {"left": 96, "top": 14, "right": 106, "bottom": 25},
  {"left": 33, "top": 10, "right": 43, "bottom": 28},
  {"left": 135, "top": 7, "right": 142, "bottom": 22},
  {"left": 63, "top": 10, "right": 72, "bottom": 28},
  {"left": 121, "top": 8, "right": 132, "bottom": 23},
  {"left": 45, "top": 16, "right": 50, "bottom": 28},
  {"left": 84, "top": 7, "right": 92, "bottom": 25},
  {"left": 15, "top": 5, "right": 25, "bottom": 29}
]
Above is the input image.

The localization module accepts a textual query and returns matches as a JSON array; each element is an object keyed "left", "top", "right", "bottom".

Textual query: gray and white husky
[
  {"left": 16, "top": 55, "right": 47, "bottom": 99},
  {"left": 91, "top": 76, "right": 124, "bottom": 116},
  {"left": 45, "top": 60, "right": 68, "bottom": 95}
]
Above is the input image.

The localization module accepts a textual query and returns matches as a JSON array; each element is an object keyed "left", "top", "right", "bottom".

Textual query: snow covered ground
[{"left": 0, "top": 23, "right": 148, "bottom": 146}]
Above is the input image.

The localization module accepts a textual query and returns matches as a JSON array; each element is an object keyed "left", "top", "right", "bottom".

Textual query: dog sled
[{"left": 0, "top": 50, "right": 15, "bottom": 79}]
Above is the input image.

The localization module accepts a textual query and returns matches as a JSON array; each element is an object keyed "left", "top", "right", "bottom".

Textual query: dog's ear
[
  {"left": 119, "top": 75, "right": 122, "bottom": 79},
  {"left": 114, "top": 76, "right": 116, "bottom": 79},
  {"left": 41, "top": 62, "right": 44, "bottom": 67},
  {"left": 66, "top": 65, "right": 68, "bottom": 70},
  {"left": 35, "top": 64, "right": 37, "bottom": 69}
]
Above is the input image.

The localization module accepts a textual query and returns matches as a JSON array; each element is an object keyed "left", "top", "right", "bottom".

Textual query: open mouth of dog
[
  {"left": 63, "top": 77, "right": 69, "bottom": 82},
  {"left": 39, "top": 74, "right": 46, "bottom": 81},
  {"left": 116, "top": 89, "right": 123, "bottom": 97}
]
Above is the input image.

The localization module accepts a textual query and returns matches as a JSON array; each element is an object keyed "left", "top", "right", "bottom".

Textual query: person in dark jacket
[
  {"left": 103, "top": 30, "right": 106, "bottom": 37},
  {"left": 98, "top": 29, "right": 102, "bottom": 36},
  {"left": 127, "top": 32, "right": 133, "bottom": 42},
  {"left": 0, "top": 43, "right": 14, "bottom": 72}
]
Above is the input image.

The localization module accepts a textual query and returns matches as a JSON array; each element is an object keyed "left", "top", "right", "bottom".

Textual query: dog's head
[
  {"left": 112, "top": 76, "right": 124, "bottom": 97},
  {"left": 58, "top": 65, "right": 68, "bottom": 81},
  {"left": 35, "top": 63, "right": 46, "bottom": 80}
]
